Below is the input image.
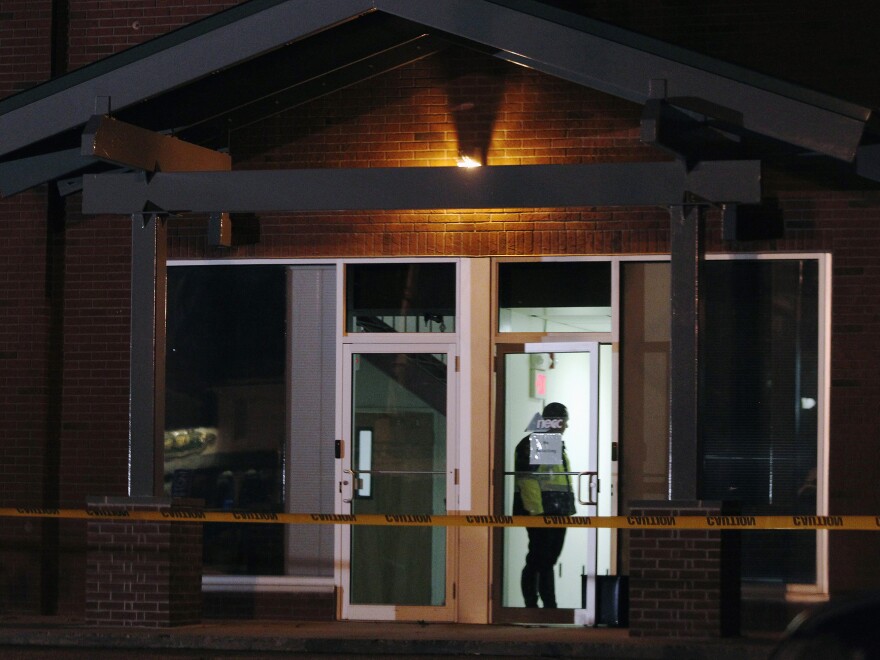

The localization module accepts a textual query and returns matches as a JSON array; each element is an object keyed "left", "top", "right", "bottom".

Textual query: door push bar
[
  {"left": 576, "top": 471, "right": 599, "bottom": 506},
  {"left": 341, "top": 468, "right": 446, "bottom": 503},
  {"left": 505, "top": 471, "right": 599, "bottom": 506}
]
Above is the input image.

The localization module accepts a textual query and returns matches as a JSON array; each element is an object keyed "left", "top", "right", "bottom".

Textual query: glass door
[
  {"left": 493, "top": 343, "right": 600, "bottom": 624},
  {"left": 339, "top": 344, "right": 456, "bottom": 621}
]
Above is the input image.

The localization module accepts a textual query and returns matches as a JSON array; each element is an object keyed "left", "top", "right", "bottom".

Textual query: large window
[
  {"left": 164, "top": 256, "right": 824, "bottom": 589},
  {"left": 700, "top": 259, "right": 820, "bottom": 584},
  {"left": 165, "top": 265, "right": 286, "bottom": 575},
  {"left": 620, "top": 257, "right": 823, "bottom": 586}
]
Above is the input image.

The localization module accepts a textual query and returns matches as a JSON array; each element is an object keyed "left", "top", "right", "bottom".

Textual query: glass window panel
[
  {"left": 619, "top": 262, "right": 670, "bottom": 506},
  {"left": 350, "top": 352, "right": 448, "bottom": 606},
  {"left": 619, "top": 258, "right": 820, "bottom": 585},
  {"left": 700, "top": 259, "right": 819, "bottom": 584},
  {"left": 498, "top": 261, "right": 611, "bottom": 332},
  {"left": 346, "top": 263, "right": 456, "bottom": 333},
  {"left": 164, "top": 265, "right": 286, "bottom": 576}
]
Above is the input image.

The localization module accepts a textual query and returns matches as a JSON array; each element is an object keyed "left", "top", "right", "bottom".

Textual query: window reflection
[
  {"left": 701, "top": 259, "right": 819, "bottom": 584},
  {"left": 346, "top": 263, "right": 456, "bottom": 333},
  {"left": 350, "top": 352, "right": 448, "bottom": 606},
  {"left": 620, "top": 258, "right": 821, "bottom": 585},
  {"left": 164, "top": 266, "right": 286, "bottom": 575}
]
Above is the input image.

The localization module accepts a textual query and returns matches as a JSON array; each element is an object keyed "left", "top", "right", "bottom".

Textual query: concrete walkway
[{"left": 0, "top": 616, "right": 778, "bottom": 659}]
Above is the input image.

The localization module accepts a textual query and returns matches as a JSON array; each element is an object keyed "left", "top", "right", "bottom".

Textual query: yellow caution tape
[{"left": 1, "top": 508, "right": 878, "bottom": 530}]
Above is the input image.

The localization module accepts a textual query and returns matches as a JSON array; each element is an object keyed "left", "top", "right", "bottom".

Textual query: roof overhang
[{"left": 0, "top": 0, "right": 877, "bottom": 200}]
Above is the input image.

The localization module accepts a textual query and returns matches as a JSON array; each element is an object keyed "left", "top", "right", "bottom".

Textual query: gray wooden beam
[
  {"left": 0, "top": 149, "right": 97, "bottom": 197},
  {"left": 82, "top": 161, "right": 761, "bottom": 214}
]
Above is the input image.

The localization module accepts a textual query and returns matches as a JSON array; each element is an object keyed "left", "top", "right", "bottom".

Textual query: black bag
[
  {"left": 541, "top": 490, "right": 576, "bottom": 516},
  {"left": 585, "top": 575, "right": 629, "bottom": 627}
]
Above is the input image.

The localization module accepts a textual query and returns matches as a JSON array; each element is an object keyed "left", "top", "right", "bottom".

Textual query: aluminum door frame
[
  {"left": 492, "top": 341, "right": 600, "bottom": 625},
  {"left": 337, "top": 342, "right": 458, "bottom": 622}
]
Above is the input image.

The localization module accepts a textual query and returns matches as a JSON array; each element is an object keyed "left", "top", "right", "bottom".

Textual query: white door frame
[
  {"left": 493, "top": 341, "right": 600, "bottom": 625},
  {"left": 336, "top": 342, "right": 458, "bottom": 622}
]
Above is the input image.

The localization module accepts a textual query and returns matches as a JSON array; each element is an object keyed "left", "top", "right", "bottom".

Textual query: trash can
[{"left": 583, "top": 575, "right": 629, "bottom": 627}]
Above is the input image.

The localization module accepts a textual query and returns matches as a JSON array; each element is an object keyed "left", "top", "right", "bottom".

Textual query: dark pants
[{"left": 521, "top": 527, "right": 567, "bottom": 608}]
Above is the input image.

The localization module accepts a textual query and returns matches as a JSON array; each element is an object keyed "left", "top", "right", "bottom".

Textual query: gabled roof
[{"left": 0, "top": 0, "right": 877, "bottom": 198}]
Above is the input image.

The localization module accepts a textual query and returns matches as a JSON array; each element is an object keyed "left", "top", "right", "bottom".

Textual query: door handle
[
  {"left": 341, "top": 468, "right": 354, "bottom": 503},
  {"left": 341, "top": 468, "right": 364, "bottom": 503},
  {"left": 576, "top": 471, "right": 599, "bottom": 506}
]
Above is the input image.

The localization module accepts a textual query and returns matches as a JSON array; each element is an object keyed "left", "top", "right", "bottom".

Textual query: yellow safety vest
[{"left": 514, "top": 438, "right": 572, "bottom": 515}]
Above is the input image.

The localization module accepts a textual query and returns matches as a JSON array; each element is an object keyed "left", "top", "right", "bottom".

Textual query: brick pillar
[
  {"left": 627, "top": 500, "right": 740, "bottom": 638},
  {"left": 86, "top": 497, "right": 203, "bottom": 627}
]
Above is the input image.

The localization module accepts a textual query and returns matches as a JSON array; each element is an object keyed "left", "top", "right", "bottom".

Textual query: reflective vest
[{"left": 513, "top": 435, "right": 572, "bottom": 515}]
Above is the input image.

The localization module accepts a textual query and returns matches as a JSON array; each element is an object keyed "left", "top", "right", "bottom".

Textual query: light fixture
[{"left": 456, "top": 153, "right": 482, "bottom": 168}]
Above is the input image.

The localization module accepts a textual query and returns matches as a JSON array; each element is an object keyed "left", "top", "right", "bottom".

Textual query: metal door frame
[{"left": 337, "top": 342, "right": 458, "bottom": 622}]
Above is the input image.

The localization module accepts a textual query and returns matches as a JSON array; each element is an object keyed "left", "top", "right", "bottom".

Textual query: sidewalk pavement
[{"left": 0, "top": 616, "right": 778, "bottom": 659}]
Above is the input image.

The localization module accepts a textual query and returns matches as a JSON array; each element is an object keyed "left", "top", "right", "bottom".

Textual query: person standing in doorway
[{"left": 513, "top": 401, "right": 575, "bottom": 608}]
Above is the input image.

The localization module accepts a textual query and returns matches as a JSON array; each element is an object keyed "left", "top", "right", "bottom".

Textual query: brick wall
[
  {"left": 628, "top": 501, "right": 740, "bottom": 638},
  {"left": 798, "top": 192, "right": 880, "bottom": 591},
  {"left": 168, "top": 47, "right": 671, "bottom": 260},
  {"left": 0, "top": 189, "right": 51, "bottom": 613},
  {"left": 0, "top": 13, "right": 53, "bottom": 610},
  {"left": 0, "top": 190, "right": 51, "bottom": 504},
  {"left": 86, "top": 497, "right": 203, "bottom": 627},
  {"left": 67, "top": 0, "right": 243, "bottom": 70},
  {"left": 0, "top": 1, "right": 52, "bottom": 97},
  {"left": 59, "top": 214, "right": 132, "bottom": 503}
]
